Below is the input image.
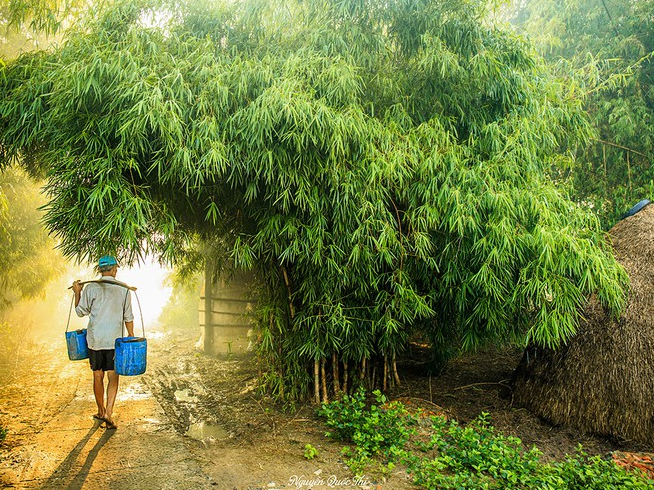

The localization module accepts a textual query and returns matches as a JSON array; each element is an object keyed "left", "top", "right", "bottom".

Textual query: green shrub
[
  {"left": 411, "top": 413, "right": 543, "bottom": 489},
  {"left": 303, "top": 443, "right": 318, "bottom": 460},
  {"left": 318, "top": 388, "right": 417, "bottom": 474},
  {"left": 318, "top": 388, "right": 369, "bottom": 443},
  {"left": 411, "top": 415, "right": 654, "bottom": 490},
  {"left": 319, "top": 391, "right": 654, "bottom": 489},
  {"left": 547, "top": 448, "right": 654, "bottom": 490}
]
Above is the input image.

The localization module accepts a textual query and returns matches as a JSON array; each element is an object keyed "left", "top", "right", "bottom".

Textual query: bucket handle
[
  {"left": 65, "top": 294, "right": 74, "bottom": 333},
  {"left": 125, "top": 290, "right": 146, "bottom": 339}
]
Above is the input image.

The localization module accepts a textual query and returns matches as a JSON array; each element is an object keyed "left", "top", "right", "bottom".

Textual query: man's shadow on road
[{"left": 41, "top": 420, "right": 115, "bottom": 490}]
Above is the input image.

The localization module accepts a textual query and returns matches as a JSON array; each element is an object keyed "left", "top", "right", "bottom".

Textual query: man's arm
[
  {"left": 72, "top": 281, "right": 84, "bottom": 308},
  {"left": 125, "top": 320, "right": 135, "bottom": 337},
  {"left": 123, "top": 290, "right": 135, "bottom": 337}
]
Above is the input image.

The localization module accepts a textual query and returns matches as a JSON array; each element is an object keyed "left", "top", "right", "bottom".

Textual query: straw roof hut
[{"left": 512, "top": 202, "right": 654, "bottom": 445}]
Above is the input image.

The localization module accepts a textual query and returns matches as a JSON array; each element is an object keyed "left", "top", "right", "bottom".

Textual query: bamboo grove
[
  {"left": 0, "top": 0, "right": 628, "bottom": 401},
  {"left": 511, "top": 0, "right": 654, "bottom": 228}
]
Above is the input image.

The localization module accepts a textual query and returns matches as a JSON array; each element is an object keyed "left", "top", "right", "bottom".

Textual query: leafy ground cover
[{"left": 320, "top": 389, "right": 654, "bottom": 489}]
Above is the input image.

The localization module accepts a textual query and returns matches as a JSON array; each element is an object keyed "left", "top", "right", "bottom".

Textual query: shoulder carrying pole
[{"left": 67, "top": 279, "right": 137, "bottom": 291}]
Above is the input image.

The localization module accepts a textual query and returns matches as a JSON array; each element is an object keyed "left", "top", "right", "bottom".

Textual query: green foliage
[
  {"left": 0, "top": 0, "right": 86, "bottom": 34},
  {"left": 319, "top": 388, "right": 369, "bottom": 442},
  {"left": 511, "top": 0, "right": 654, "bottom": 227},
  {"left": 319, "top": 394, "right": 654, "bottom": 489},
  {"left": 0, "top": 0, "right": 93, "bottom": 61},
  {"left": 319, "top": 389, "right": 416, "bottom": 473},
  {"left": 0, "top": 424, "right": 6, "bottom": 443},
  {"left": 410, "top": 416, "right": 654, "bottom": 489},
  {"left": 303, "top": 443, "right": 318, "bottom": 460},
  {"left": 0, "top": 0, "right": 629, "bottom": 398},
  {"left": 550, "top": 450, "right": 654, "bottom": 490},
  {"left": 411, "top": 413, "right": 543, "bottom": 489},
  {"left": 0, "top": 166, "right": 62, "bottom": 309}
]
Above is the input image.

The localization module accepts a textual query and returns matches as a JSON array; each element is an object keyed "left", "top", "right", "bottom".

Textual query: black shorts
[{"left": 89, "top": 349, "right": 115, "bottom": 372}]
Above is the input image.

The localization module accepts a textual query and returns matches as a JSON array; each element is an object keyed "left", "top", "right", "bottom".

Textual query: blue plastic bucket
[
  {"left": 65, "top": 329, "right": 89, "bottom": 360},
  {"left": 114, "top": 336, "right": 147, "bottom": 376}
]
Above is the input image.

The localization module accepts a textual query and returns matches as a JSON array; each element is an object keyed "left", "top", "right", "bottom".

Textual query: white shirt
[{"left": 75, "top": 276, "right": 135, "bottom": 350}]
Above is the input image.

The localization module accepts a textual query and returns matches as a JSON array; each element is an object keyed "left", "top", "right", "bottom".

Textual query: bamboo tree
[
  {"left": 511, "top": 0, "right": 654, "bottom": 227},
  {"left": 0, "top": 167, "right": 62, "bottom": 308},
  {"left": 0, "top": 0, "right": 629, "bottom": 400}
]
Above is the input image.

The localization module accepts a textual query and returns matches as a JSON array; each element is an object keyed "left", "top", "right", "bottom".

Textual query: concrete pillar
[{"left": 203, "top": 256, "right": 214, "bottom": 353}]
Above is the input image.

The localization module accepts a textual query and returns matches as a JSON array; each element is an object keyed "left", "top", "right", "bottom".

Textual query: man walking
[{"left": 72, "top": 255, "right": 134, "bottom": 430}]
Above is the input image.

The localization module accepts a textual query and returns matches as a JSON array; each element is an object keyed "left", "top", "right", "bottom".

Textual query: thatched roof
[{"left": 512, "top": 202, "right": 654, "bottom": 445}]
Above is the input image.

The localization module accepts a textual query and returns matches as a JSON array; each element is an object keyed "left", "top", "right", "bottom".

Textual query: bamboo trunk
[
  {"left": 360, "top": 358, "right": 366, "bottom": 381},
  {"left": 278, "top": 345, "right": 284, "bottom": 398},
  {"left": 314, "top": 359, "right": 320, "bottom": 404},
  {"left": 383, "top": 355, "right": 388, "bottom": 391},
  {"left": 392, "top": 353, "right": 401, "bottom": 386},
  {"left": 342, "top": 361, "right": 349, "bottom": 394},
  {"left": 332, "top": 352, "right": 340, "bottom": 395},
  {"left": 282, "top": 267, "right": 295, "bottom": 319},
  {"left": 321, "top": 357, "right": 328, "bottom": 403}
]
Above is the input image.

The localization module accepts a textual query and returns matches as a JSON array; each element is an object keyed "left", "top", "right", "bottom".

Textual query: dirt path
[
  {"left": 3, "top": 325, "right": 640, "bottom": 490},
  {"left": 0, "top": 334, "right": 215, "bottom": 489},
  {"left": 0, "top": 328, "right": 415, "bottom": 490}
]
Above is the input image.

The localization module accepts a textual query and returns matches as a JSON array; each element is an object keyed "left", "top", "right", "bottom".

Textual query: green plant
[
  {"left": 320, "top": 389, "right": 417, "bottom": 454},
  {"left": 0, "top": 425, "right": 7, "bottom": 443},
  {"left": 0, "top": 167, "right": 63, "bottom": 312},
  {"left": 319, "top": 389, "right": 417, "bottom": 474},
  {"left": 320, "top": 393, "right": 654, "bottom": 489},
  {"left": 410, "top": 413, "right": 544, "bottom": 489},
  {"left": 319, "top": 388, "right": 368, "bottom": 442},
  {"left": 547, "top": 448, "right": 654, "bottom": 490},
  {"left": 409, "top": 414, "right": 654, "bottom": 490},
  {"left": 0, "top": 0, "right": 630, "bottom": 403},
  {"left": 512, "top": 0, "right": 654, "bottom": 228},
  {"left": 303, "top": 443, "right": 318, "bottom": 460}
]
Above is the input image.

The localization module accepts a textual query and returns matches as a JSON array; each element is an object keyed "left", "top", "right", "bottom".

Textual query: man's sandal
[{"left": 102, "top": 417, "right": 118, "bottom": 430}]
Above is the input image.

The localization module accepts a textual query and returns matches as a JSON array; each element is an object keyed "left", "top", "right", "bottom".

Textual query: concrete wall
[{"left": 199, "top": 270, "right": 257, "bottom": 355}]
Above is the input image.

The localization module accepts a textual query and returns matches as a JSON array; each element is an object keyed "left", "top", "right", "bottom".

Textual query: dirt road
[
  {"left": 0, "top": 327, "right": 414, "bottom": 490},
  {"left": 3, "top": 322, "right": 633, "bottom": 489},
  {"left": 0, "top": 329, "right": 215, "bottom": 488}
]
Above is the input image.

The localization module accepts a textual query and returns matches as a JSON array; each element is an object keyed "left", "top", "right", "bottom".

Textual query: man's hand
[{"left": 72, "top": 280, "right": 83, "bottom": 307}]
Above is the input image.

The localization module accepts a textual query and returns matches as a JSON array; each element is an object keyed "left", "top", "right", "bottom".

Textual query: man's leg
[
  {"left": 92, "top": 370, "right": 106, "bottom": 418},
  {"left": 104, "top": 370, "right": 120, "bottom": 424}
]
